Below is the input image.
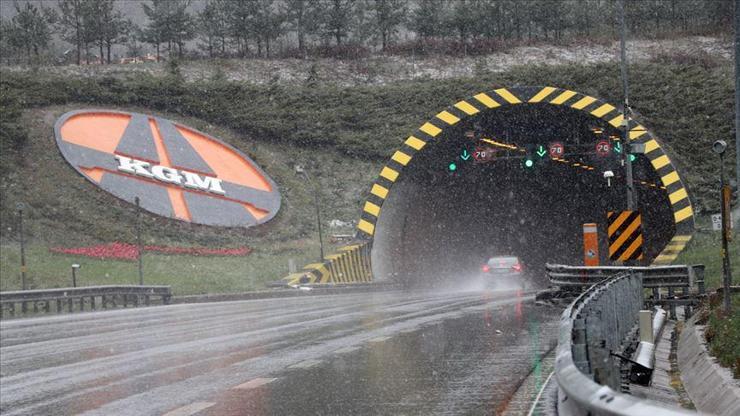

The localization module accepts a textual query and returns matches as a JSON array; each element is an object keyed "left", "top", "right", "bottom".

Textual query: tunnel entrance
[{"left": 360, "top": 87, "right": 694, "bottom": 288}]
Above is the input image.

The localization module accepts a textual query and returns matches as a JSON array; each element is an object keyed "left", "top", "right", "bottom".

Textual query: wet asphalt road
[{"left": 0, "top": 289, "right": 559, "bottom": 416}]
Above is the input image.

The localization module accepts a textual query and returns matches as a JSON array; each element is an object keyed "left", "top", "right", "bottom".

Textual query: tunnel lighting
[
  {"left": 448, "top": 162, "right": 457, "bottom": 172},
  {"left": 480, "top": 137, "right": 518, "bottom": 150}
]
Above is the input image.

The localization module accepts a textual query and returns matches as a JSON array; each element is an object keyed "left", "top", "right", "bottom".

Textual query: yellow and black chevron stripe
[
  {"left": 357, "top": 86, "right": 694, "bottom": 265},
  {"left": 652, "top": 234, "right": 692, "bottom": 265},
  {"left": 280, "top": 241, "right": 372, "bottom": 285},
  {"left": 607, "top": 210, "right": 644, "bottom": 262}
]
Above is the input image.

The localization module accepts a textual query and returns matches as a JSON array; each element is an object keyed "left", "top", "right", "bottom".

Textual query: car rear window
[{"left": 487, "top": 257, "right": 519, "bottom": 268}]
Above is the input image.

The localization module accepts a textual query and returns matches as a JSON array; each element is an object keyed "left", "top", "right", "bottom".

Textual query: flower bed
[{"left": 50, "top": 242, "right": 252, "bottom": 261}]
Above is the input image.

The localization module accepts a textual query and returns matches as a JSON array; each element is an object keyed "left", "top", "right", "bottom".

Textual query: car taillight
[
  {"left": 512, "top": 263, "right": 522, "bottom": 272},
  {"left": 482, "top": 264, "right": 490, "bottom": 273}
]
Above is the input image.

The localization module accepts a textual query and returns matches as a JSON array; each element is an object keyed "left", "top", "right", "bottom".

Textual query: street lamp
[
  {"left": 71, "top": 264, "right": 81, "bottom": 288},
  {"left": 16, "top": 202, "right": 27, "bottom": 291},
  {"left": 295, "top": 165, "right": 325, "bottom": 261},
  {"left": 713, "top": 139, "right": 733, "bottom": 312},
  {"left": 134, "top": 197, "right": 143, "bottom": 286}
]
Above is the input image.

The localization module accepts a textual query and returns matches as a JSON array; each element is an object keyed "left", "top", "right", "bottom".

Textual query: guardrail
[
  {"left": 555, "top": 272, "right": 695, "bottom": 415},
  {"left": 0, "top": 285, "right": 172, "bottom": 319},
  {"left": 546, "top": 264, "right": 705, "bottom": 290},
  {"left": 546, "top": 263, "right": 705, "bottom": 320}
]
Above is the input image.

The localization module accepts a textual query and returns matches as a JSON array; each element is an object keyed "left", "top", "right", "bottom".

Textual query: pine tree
[{"left": 370, "top": 0, "right": 407, "bottom": 51}]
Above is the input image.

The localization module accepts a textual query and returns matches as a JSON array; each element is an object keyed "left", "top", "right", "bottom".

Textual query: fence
[
  {"left": 276, "top": 241, "right": 373, "bottom": 286},
  {"left": 0, "top": 285, "right": 171, "bottom": 319},
  {"left": 554, "top": 272, "right": 695, "bottom": 415}
]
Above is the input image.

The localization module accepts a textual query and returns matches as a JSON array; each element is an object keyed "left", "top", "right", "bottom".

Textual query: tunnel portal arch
[{"left": 357, "top": 86, "right": 694, "bottom": 283}]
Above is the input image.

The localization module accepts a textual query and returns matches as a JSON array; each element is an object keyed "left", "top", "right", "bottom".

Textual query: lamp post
[
  {"left": 713, "top": 140, "right": 733, "bottom": 312},
  {"left": 135, "top": 197, "right": 144, "bottom": 286},
  {"left": 295, "top": 165, "right": 325, "bottom": 262},
  {"left": 71, "top": 264, "right": 80, "bottom": 288},
  {"left": 619, "top": 0, "right": 636, "bottom": 210},
  {"left": 16, "top": 203, "right": 27, "bottom": 291}
]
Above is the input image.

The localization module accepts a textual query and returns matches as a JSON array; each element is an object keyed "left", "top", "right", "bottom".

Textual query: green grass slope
[{"left": 0, "top": 60, "right": 735, "bottom": 294}]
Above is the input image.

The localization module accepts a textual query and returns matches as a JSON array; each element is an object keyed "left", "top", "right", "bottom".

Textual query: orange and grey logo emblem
[{"left": 54, "top": 110, "right": 280, "bottom": 227}]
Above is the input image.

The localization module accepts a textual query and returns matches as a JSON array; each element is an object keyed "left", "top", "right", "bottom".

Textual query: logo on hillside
[{"left": 54, "top": 110, "right": 280, "bottom": 227}]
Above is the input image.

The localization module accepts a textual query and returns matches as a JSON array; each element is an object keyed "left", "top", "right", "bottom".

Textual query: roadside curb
[
  {"left": 677, "top": 314, "right": 740, "bottom": 416},
  {"left": 171, "top": 283, "right": 401, "bottom": 304}
]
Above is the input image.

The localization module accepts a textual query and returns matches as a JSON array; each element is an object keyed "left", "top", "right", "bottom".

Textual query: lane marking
[
  {"left": 289, "top": 359, "right": 322, "bottom": 369},
  {"left": 333, "top": 346, "right": 360, "bottom": 354},
  {"left": 369, "top": 336, "right": 391, "bottom": 343},
  {"left": 527, "top": 371, "right": 555, "bottom": 416},
  {"left": 233, "top": 377, "right": 276, "bottom": 390},
  {"left": 162, "top": 402, "right": 215, "bottom": 416}
]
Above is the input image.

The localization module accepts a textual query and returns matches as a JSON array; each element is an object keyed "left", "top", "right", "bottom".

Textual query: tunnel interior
[{"left": 371, "top": 103, "right": 676, "bottom": 288}]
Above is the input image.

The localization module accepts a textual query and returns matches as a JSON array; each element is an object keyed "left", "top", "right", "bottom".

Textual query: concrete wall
[{"left": 678, "top": 314, "right": 740, "bottom": 416}]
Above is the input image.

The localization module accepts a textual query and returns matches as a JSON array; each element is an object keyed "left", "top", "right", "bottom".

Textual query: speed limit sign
[
  {"left": 595, "top": 140, "right": 611, "bottom": 157},
  {"left": 548, "top": 142, "right": 564, "bottom": 158}
]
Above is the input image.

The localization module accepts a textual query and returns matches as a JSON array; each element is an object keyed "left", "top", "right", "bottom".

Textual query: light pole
[
  {"left": 619, "top": 0, "right": 636, "bottom": 210},
  {"left": 135, "top": 197, "right": 144, "bottom": 286},
  {"left": 295, "top": 165, "right": 325, "bottom": 261},
  {"left": 713, "top": 140, "right": 733, "bottom": 312},
  {"left": 71, "top": 264, "right": 80, "bottom": 288},
  {"left": 16, "top": 203, "right": 27, "bottom": 291},
  {"left": 735, "top": 0, "right": 739, "bottom": 189}
]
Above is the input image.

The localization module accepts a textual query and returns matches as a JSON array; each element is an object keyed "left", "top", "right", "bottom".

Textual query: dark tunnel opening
[{"left": 371, "top": 104, "right": 676, "bottom": 288}]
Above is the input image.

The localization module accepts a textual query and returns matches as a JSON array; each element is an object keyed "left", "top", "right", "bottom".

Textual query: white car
[{"left": 481, "top": 256, "right": 526, "bottom": 290}]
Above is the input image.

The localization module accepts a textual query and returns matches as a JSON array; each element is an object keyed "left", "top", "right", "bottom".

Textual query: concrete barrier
[{"left": 678, "top": 314, "right": 740, "bottom": 416}]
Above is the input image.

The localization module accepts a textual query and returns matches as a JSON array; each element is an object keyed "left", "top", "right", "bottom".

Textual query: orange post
[{"left": 583, "top": 223, "right": 600, "bottom": 266}]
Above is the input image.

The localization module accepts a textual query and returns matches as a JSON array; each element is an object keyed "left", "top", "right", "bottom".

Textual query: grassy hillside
[{"left": 0, "top": 60, "right": 735, "bottom": 293}]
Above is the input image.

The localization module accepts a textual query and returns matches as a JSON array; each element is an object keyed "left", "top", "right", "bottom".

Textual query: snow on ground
[{"left": 3, "top": 36, "right": 732, "bottom": 86}]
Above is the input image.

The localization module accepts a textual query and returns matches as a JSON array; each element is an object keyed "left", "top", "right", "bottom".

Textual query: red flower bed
[{"left": 50, "top": 242, "right": 252, "bottom": 261}]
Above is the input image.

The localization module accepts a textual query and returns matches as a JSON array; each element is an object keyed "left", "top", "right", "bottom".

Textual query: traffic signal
[{"left": 523, "top": 145, "right": 536, "bottom": 169}]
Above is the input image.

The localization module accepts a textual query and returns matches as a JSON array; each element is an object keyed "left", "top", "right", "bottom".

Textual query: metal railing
[
  {"left": 546, "top": 264, "right": 705, "bottom": 290},
  {"left": 546, "top": 263, "right": 705, "bottom": 320},
  {"left": 0, "top": 285, "right": 172, "bottom": 319},
  {"left": 555, "top": 272, "right": 695, "bottom": 415}
]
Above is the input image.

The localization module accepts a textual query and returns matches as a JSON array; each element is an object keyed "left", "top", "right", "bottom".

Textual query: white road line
[
  {"left": 233, "top": 377, "right": 277, "bottom": 390},
  {"left": 526, "top": 371, "right": 555, "bottom": 416},
  {"left": 289, "top": 359, "right": 322, "bottom": 369},
  {"left": 369, "top": 336, "right": 391, "bottom": 343},
  {"left": 162, "top": 401, "right": 214, "bottom": 416},
  {"left": 333, "top": 346, "right": 360, "bottom": 354}
]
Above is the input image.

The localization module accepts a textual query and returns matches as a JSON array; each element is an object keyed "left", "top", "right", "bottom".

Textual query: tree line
[{"left": 1, "top": 0, "right": 734, "bottom": 65}]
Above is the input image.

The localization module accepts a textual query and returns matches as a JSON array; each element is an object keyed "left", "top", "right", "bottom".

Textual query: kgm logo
[{"left": 54, "top": 110, "right": 281, "bottom": 227}]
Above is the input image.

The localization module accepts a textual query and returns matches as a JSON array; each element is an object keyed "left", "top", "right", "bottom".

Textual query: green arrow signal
[
  {"left": 614, "top": 142, "right": 622, "bottom": 153},
  {"left": 536, "top": 145, "right": 547, "bottom": 157},
  {"left": 461, "top": 149, "right": 471, "bottom": 161}
]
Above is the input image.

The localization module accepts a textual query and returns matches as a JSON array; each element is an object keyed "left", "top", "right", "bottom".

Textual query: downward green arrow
[
  {"left": 461, "top": 149, "right": 471, "bottom": 160},
  {"left": 536, "top": 145, "right": 547, "bottom": 157},
  {"left": 614, "top": 142, "right": 622, "bottom": 153}
]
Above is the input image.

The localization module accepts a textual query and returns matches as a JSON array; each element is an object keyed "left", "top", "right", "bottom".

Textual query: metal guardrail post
[
  {"left": 667, "top": 287, "right": 677, "bottom": 319},
  {"left": 572, "top": 317, "right": 590, "bottom": 373}
]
